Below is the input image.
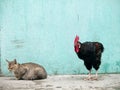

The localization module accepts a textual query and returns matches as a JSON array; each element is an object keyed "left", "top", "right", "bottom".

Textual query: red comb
[{"left": 74, "top": 35, "right": 79, "bottom": 44}]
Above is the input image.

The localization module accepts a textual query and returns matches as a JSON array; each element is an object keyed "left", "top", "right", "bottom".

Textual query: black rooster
[{"left": 74, "top": 35, "right": 104, "bottom": 80}]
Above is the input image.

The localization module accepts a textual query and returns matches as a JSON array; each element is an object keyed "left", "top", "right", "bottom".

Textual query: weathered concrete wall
[{"left": 0, "top": 0, "right": 120, "bottom": 75}]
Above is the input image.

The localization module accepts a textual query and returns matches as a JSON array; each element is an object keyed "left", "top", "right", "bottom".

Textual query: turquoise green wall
[{"left": 0, "top": 0, "right": 120, "bottom": 75}]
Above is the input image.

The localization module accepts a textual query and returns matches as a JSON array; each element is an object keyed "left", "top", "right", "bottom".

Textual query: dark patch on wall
[
  {"left": 11, "top": 40, "right": 24, "bottom": 48},
  {"left": 53, "top": 70, "right": 58, "bottom": 75},
  {"left": 52, "top": 68, "right": 59, "bottom": 75},
  {"left": 73, "top": 69, "right": 81, "bottom": 74},
  {"left": 103, "top": 63, "right": 110, "bottom": 73},
  {"left": 116, "top": 61, "right": 120, "bottom": 72}
]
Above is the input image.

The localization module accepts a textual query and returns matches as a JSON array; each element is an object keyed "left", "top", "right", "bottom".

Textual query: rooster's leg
[
  {"left": 84, "top": 70, "right": 91, "bottom": 80},
  {"left": 95, "top": 70, "right": 98, "bottom": 80},
  {"left": 91, "top": 70, "right": 98, "bottom": 80},
  {"left": 88, "top": 70, "right": 92, "bottom": 80}
]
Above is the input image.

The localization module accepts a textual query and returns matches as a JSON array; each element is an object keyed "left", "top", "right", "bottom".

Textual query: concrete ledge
[{"left": 0, "top": 74, "right": 120, "bottom": 90}]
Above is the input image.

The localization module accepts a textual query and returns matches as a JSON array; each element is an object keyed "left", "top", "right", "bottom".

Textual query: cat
[{"left": 6, "top": 59, "right": 47, "bottom": 80}]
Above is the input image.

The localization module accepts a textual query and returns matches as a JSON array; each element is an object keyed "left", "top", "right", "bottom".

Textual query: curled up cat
[{"left": 6, "top": 59, "right": 47, "bottom": 80}]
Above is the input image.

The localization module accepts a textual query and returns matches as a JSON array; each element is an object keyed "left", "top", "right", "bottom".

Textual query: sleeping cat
[{"left": 6, "top": 59, "right": 47, "bottom": 80}]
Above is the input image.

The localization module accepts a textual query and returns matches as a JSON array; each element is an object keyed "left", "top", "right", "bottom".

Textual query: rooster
[{"left": 74, "top": 35, "right": 104, "bottom": 80}]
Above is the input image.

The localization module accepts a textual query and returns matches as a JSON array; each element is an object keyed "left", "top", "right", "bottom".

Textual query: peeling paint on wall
[{"left": 11, "top": 40, "right": 24, "bottom": 48}]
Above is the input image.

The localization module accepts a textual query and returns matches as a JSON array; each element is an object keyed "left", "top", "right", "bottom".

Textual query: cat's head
[{"left": 6, "top": 59, "right": 19, "bottom": 72}]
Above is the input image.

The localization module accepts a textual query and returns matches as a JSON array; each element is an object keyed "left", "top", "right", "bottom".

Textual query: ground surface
[{"left": 0, "top": 74, "right": 120, "bottom": 90}]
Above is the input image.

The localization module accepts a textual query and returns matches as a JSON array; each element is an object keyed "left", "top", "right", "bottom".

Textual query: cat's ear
[
  {"left": 14, "top": 59, "right": 17, "bottom": 64},
  {"left": 6, "top": 59, "right": 9, "bottom": 63}
]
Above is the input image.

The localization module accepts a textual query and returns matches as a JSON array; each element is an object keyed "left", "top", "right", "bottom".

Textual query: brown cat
[{"left": 6, "top": 59, "right": 47, "bottom": 80}]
